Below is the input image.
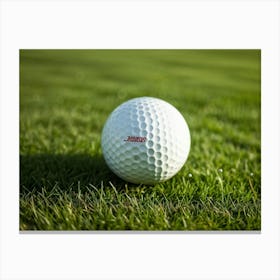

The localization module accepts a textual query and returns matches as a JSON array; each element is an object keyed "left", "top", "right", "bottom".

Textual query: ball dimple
[
  {"left": 148, "top": 164, "right": 155, "bottom": 171},
  {"left": 133, "top": 155, "right": 140, "bottom": 161},
  {"left": 155, "top": 144, "right": 161, "bottom": 151},
  {"left": 141, "top": 130, "right": 148, "bottom": 137},
  {"left": 156, "top": 160, "right": 163, "bottom": 166},
  {"left": 148, "top": 156, "right": 155, "bottom": 164},
  {"left": 131, "top": 113, "right": 137, "bottom": 122},
  {"left": 140, "top": 153, "right": 148, "bottom": 161},
  {"left": 140, "top": 123, "right": 147, "bottom": 129},
  {"left": 131, "top": 121, "right": 138, "bottom": 128},
  {"left": 132, "top": 147, "right": 138, "bottom": 154},
  {"left": 162, "top": 138, "right": 167, "bottom": 145},
  {"left": 118, "top": 158, "right": 125, "bottom": 165},
  {"left": 155, "top": 152, "right": 161, "bottom": 159},
  {"left": 147, "top": 140, "right": 153, "bottom": 148},
  {"left": 147, "top": 134, "right": 154, "bottom": 142},
  {"left": 148, "top": 149, "right": 154, "bottom": 156},
  {"left": 130, "top": 164, "right": 138, "bottom": 171},
  {"left": 163, "top": 163, "right": 168, "bottom": 170},
  {"left": 156, "top": 167, "right": 162, "bottom": 173}
]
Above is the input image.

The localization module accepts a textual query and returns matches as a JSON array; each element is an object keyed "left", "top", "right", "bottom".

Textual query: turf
[{"left": 20, "top": 50, "right": 261, "bottom": 230}]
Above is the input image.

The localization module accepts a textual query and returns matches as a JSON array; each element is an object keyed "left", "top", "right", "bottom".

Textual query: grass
[{"left": 20, "top": 50, "right": 261, "bottom": 230}]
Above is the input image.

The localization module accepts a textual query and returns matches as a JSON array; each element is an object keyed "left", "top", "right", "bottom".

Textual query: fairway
[{"left": 20, "top": 50, "right": 261, "bottom": 230}]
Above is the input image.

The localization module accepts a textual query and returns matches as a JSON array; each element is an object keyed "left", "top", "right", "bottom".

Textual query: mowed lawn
[{"left": 20, "top": 50, "right": 261, "bottom": 230}]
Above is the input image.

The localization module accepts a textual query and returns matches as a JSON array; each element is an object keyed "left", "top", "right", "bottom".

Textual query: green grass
[{"left": 20, "top": 50, "right": 261, "bottom": 230}]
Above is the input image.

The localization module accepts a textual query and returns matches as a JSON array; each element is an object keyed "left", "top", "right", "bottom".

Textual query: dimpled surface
[{"left": 101, "top": 97, "right": 191, "bottom": 184}]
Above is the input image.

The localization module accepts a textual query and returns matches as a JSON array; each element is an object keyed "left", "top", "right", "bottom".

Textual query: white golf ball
[{"left": 101, "top": 97, "right": 191, "bottom": 184}]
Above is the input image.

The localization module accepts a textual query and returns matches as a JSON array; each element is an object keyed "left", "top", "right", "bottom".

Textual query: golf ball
[{"left": 101, "top": 97, "right": 191, "bottom": 184}]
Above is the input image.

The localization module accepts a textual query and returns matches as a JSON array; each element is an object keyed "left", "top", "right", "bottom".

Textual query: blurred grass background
[{"left": 20, "top": 50, "right": 261, "bottom": 230}]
